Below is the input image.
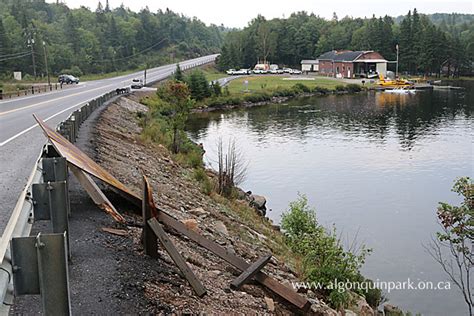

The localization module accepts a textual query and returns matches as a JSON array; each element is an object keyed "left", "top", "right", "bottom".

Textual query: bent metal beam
[{"left": 33, "top": 114, "right": 311, "bottom": 312}]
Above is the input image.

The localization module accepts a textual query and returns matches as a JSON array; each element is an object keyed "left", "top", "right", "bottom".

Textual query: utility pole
[
  {"left": 144, "top": 65, "right": 147, "bottom": 86},
  {"left": 27, "top": 36, "right": 37, "bottom": 79},
  {"left": 396, "top": 44, "right": 399, "bottom": 78},
  {"left": 42, "top": 41, "right": 50, "bottom": 87}
]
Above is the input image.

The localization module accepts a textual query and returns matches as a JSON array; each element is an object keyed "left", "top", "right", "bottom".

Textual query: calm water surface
[{"left": 186, "top": 81, "right": 473, "bottom": 315}]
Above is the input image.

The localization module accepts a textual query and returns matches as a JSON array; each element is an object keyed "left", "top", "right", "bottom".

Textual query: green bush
[
  {"left": 272, "top": 88, "right": 296, "bottom": 97},
  {"left": 176, "top": 148, "right": 203, "bottom": 168},
  {"left": 243, "top": 92, "right": 271, "bottom": 103},
  {"left": 193, "top": 168, "right": 213, "bottom": 195},
  {"left": 363, "top": 279, "right": 383, "bottom": 308},
  {"left": 60, "top": 65, "right": 83, "bottom": 77},
  {"left": 281, "top": 195, "right": 373, "bottom": 309},
  {"left": 312, "top": 86, "right": 330, "bottom": 94},
  {"left": 193, "top": 167, "right": 207, "bottom": 182},
  {"left": 206, "top": 96, "right": 243, "bottom": 108},
  {"left": 346, "top": 83, "right": 362, "bottom": 93},
  {"left": 292, "top": 82, "right": 311, "bottom": 93},
  {"left": 335, "top": 85, "right": 347, "bottom": 92}
]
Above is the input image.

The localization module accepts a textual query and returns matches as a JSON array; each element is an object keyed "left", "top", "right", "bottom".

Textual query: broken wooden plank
[
  {"left": 148, "top": 218, "right": 207, "bottom": 297},
  {"left": 101, "top": 227, "right": 128, "bottom": 236},
  {"left": 156, "top": 212, "right": 311, "bottom": 311},
  {"left": 69, "top": 164, "right": 126, "bottom": 224},
  {"left": 142, "top": 176, "right": 159, "bottom": 258},
  {"left": 230, "top": 254, "right": 272, "bottom": 290},
  {"left": 35, "top": 116, "right": 310, "bottom": 311}
]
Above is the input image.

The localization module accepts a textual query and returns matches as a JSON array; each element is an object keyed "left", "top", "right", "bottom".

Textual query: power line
[
  {"left": 0, "top": 51, "right": 31, "bottom": 58},
  {"left": 93, "top": 37, "right": 169, "bottom": 63},
  {"left": 0, "top": 52, "right": 31, "bottom": 62}
]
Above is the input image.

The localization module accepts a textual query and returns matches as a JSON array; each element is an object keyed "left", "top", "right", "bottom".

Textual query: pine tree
[
  {"left": 186, "top": 70, "right": 210, "bottom": 101},
  {"left": 104, "top": 0, "right": 110, "bottom": 13},
  {"left": 0, "top": 19, "right": 10, "bottom": 74},
  {"left": 411, "top": 9, "right": 424, "bottom": 73},
  {"left": 174, "top": 64, "right": 184, "bottom": 82},
  {"left": 398, "top": 10, "right": 412, "bottom": 73}
]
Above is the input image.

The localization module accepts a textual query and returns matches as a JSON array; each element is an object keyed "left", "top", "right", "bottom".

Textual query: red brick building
[{"left": 316, "top": 50, "right": 387, "bottom": 78}]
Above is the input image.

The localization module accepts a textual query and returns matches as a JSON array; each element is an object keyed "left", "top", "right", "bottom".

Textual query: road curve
[{"left": 0, "top": 54, "right": 218, "bottom": 233}]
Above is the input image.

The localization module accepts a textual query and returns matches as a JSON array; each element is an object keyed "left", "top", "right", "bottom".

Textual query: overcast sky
[{"left": 49, "top": 0, "right": 473, "bottom": 28}]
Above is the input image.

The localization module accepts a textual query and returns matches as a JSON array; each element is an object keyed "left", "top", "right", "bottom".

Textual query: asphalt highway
[{"left": 0, "top": 54, "right": 218, "bottom": 233}]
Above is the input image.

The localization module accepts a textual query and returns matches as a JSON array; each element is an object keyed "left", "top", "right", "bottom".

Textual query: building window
[{"left": 336, "top": 66, "right": 339, "bottom": 73}]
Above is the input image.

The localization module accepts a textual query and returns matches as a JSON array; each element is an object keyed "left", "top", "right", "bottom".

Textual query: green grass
[
  {"left": 227, "top": 75, "right": 343, "bottom": 94},
  {"left": 200, "top": 65, "right": 228, "bottom": 82}
]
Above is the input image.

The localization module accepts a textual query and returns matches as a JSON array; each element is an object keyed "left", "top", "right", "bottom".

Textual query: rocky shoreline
[{"left": 89, "top": 93, "right": 378, "bottom": 315}]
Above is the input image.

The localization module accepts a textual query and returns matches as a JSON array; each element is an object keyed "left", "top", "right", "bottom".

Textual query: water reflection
[
  {"left": 189, "top": 87, "right": 471, "bottom": 152},
  {"left": 186, "top": 81, "right": 473, "bottom": 315}
]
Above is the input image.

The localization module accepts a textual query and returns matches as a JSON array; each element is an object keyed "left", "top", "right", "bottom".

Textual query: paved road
[
  {"left": 0, "top": 54, "right": 218, "bottom": 232},
  {"left": 212, "top": 75, "right": 241, "bottom": 87}
]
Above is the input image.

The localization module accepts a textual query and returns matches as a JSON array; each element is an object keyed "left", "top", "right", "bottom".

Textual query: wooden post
[
  {"left": 69, "top": 164, "right": 125, "bottom": 224},
  {"left": 142, "top": 176, "right": 159, "bottom": 258},
  {"left": 230, "top": 254, "right": 272, "bottom": 290},
  {"left": 148, "top": 218, "right": 207, "bottom": 297}
]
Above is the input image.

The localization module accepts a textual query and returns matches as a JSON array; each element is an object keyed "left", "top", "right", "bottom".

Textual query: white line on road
[
  {"left": 0, "top": 83, "right": 117, "bottom": 116},
  {"left": 0, "top": 100, "right": 85, "bottom": 147},
  {"left": 0, "top": 57, "right": 216, "bottom": 146},
  {"left": 0, "top": 85, "right": 86, "bottom": 105}
]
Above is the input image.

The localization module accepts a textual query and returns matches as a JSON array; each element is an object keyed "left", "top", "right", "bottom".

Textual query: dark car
[{"left": 58, "top": 74, "right": 80, "bottom": 84}]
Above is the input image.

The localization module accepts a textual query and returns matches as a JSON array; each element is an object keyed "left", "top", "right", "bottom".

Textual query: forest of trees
[
  {"left": 0, "top": 1, "right": 472, "bottom": 80},
  {"left": 0, "top": 0, "right": 225, "bottom": 79},
  {"left": 218, "top": 10, "right": 473, "bottom": 76}
]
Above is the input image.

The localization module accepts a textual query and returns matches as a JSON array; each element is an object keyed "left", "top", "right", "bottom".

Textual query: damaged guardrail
[
  {"left": 0, "top": 87, "right": 129, "bottom": 315},
  {"left": 0, "top": 55, "right": 220, "bottom": 314}
]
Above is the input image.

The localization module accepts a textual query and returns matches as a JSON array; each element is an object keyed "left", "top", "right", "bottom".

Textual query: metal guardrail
[
  {"left": 0, "top": 83, "right": 74, "bottom": 100},
  {"left": 0, "top": 56, "right": 217, "bottom": 314},
  {"left": 0, "top": 87, "right": 129, "bottom": 315}
]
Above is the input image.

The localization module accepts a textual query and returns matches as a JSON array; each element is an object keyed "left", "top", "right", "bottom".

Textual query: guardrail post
[
  {"left": 0, "top": 89, "right": 3, "bottom": 100},
  {"left": 70, "top": 116, "right": 76, "bottom": 142},
  {"left": 42, "top": 157, "right": 67, "bottom": 182},
  {"left": 42, "top": 157, "right": 70, "bottom": 217},
  {"left": 11, "top": 232, "right": 71, "bottom": 315},
  {"left": 32, "top": 181, "right": 70, "bottom": 258}
]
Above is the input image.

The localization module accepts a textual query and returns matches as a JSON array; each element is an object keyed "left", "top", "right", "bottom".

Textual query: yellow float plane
[{"left": 377, "top": 74, "right": 414, "bottom": 88}]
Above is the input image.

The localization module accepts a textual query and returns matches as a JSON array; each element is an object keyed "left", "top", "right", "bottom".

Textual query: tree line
[
  {"left": 0, "top": 0, "right": 225, "bottom": 79},
  {"left": 218, "top": 10, "right": 473, "bottom": 76}
]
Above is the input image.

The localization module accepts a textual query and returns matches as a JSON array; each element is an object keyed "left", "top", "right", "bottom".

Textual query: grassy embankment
[
  {"left": 200, "top": 65, "right": 229, "bottom": 82},
  {"left": 227, "top": 75, "right": 344, "bottom": 93},
  {"left": 200, "top": 73, "right": 363, "bottom": 109}
]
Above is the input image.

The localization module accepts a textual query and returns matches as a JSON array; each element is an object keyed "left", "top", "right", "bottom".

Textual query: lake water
[{"left": 186, "top": 81, "right": 473, "bottom": 315}]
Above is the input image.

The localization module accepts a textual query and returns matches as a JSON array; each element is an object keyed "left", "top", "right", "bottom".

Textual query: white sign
[
  {"left": 13, "top": 72, "right": 22, "bottom": 81},
  {"left": 243, "top": 80, "right": 249, "bottom": 91}
]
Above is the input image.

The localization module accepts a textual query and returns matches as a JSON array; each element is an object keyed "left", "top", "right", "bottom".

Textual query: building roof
[
  {"left": 317, "top": 50, "right": 386, "bottom": 62},
  {"left": 301, "top": 59, "right": 318, "bottom": 64}
]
